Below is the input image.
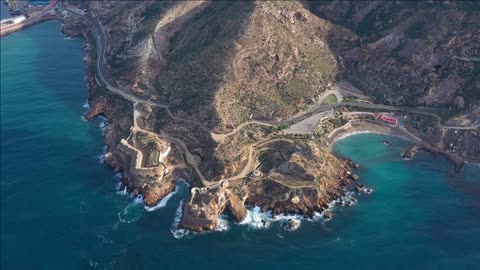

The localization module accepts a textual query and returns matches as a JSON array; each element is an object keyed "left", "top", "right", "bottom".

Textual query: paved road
[
  {"left": 300, "top": 102, "right": 478, "bottom": 130},
  {"left": 284, "top": 108, "right": 334, "bottom": 134},
  {"left": 62, "top": 2, "right": 169, "bottom": 108},
  {"left": 64, "top": 1, "right": 477, "bottom": 133},
  {"left": 62, "top": 1, "right": 478, "bottom": 190},
  {"left": 337, "top": 102, "right": 479, "bottom": 130},
  {"left": 317, "top": 89, "right": 343, "bottom": 104}
]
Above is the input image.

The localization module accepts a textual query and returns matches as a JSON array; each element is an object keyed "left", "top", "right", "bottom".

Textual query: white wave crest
[
  {"left": 133, "top": 194, "right": 143, "bottom": 204},
  {"left": 97, "top": 145, "right": 108, "bottom": 163},
  {"left": 170, "top": 201, "right": 230, "bottom": 239},
  {"left": 99, "top": 120, "right": 108, "bottom": 129},
  {"left": 215, "top": 215, "right": 230, "bottom": 232},
  {"left": 116, "top": 186, "right": 128, "bottom": 196},
  {"left": 171, "top": 201, "right": 192, "bottom": 239},
  {"left": 239, "top": 206, "right": 273, "bottom": 229},
  {"left": 239, "top": 191, "right": 360, "bottom": 231},
  {"left": 144, "top": 188, "right": 177, "bottom": 212}
]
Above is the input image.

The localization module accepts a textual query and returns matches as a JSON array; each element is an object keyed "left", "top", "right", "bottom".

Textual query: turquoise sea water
[{"left": 1, "top": 21, "right": 480, "bottom": 270}]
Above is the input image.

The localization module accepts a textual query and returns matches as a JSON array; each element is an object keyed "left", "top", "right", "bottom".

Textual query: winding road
[
  {"left": 61, "top": 2, "right": 478, "bottom": 189},
  {"left": 64, "top": 2, "right": 478, "bottom": 133},
  {"left": 62, "top": 2, "right": 169, "bottom": 108}
]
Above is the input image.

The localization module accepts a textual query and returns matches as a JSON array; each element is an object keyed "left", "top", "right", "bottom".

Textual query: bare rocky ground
[{"left": 63, "top": 0, "right": 480, "bottom": 233}]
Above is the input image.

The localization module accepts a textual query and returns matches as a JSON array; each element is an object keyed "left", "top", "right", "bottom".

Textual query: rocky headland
[{"left": 61, "top": 0, "right": 480, "bottom": 234}]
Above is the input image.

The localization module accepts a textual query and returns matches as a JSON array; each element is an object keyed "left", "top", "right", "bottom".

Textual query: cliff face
[
  {"left": 85, "top": 1, "right": 356, "bottom": 129},
  {"left": 64, "top": 0, "right": 479, "bottom": 233},
  {"left": 179, "top": 142, "right": 354, "bottom": 232},
  {"left": 86, "top": 0, "right": 479, "bottom": 124}
]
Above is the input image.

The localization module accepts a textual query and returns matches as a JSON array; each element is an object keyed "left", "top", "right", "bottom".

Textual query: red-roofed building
[{"left": 380, "top": 114, "right": 397, "bottom": 125}]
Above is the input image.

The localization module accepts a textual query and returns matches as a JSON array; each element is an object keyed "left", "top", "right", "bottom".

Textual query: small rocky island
[{"left": 61, "top": 0, "right": 480, "bottom": 233}]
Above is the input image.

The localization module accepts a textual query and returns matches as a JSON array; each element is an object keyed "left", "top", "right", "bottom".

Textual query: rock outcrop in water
[
  {"left": 62, "top": 0, "right": 479, "bottom": 234},
  {"left": 180, "top": 185, "right": 247, "bottom": 232}
]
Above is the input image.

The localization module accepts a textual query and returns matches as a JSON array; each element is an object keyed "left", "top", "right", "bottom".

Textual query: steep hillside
[
  {"left": 86, "top": 1, "right": 356, "bottom": 130},
  {"left": 62, "top": 0, "right": 480, "bottom": 233},
  {"left": 306, "top": 1, "right": 480, "bottom": 107}
]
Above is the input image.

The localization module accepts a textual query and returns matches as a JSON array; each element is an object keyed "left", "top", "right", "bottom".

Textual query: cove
[{"left": 1, "top": 21, "right": 479, "bottom": 270}]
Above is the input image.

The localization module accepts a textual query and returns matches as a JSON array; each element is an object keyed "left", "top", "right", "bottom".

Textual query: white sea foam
[
  {"left": 169, "top": 189, "right": 361, "bottom": 238},
  {"left": 239, "top": 207, "right": 306, "bottom": 231},
  {"left": 118, "top": 203, "right": 142, "bottom": 224},
  {"left": 170, "top": 192, "right": 355, "bottom": 238},
  {"left": 239, "top": 206, "right": 273, "bottom": 229},
  {"left": 117, "top": 195, "right": 144, "bottom": 224},
  {"left": 99, "top": 120, "right": 108, "bottom": 129},
  {"left": 82, "top": 100, "right": 90, "bottom": 109},
  {"left": 171, "top": 201, "right": 192, "bottom": 239},
  {"left": 238, "top": 191, "right": 360, "bottom": 231},
  {"left": 144, "top": 180, "right": 189, "bottom": 211},
  {"left": 99, "top": 118, "right": 108, "bottom": 135},
  {"left": 144, "top": 188, "right": 177, "bottom": 212},
  {"left": 170, "top": 200, "right": 230, "bottom": 239},
  {"left": 215, "top": 215, "right": 230, "bottom": 232},
  {"left": 361, "top": 187, "right": 374, "bottom": 195},
  {"left": 116, "top": 186, "right": 128, "bottom": 196},
  {"left": 133, "top": 194, "right": 144, "bottom": 204},
  {"left": 97, "top": 145, "right": 108, "bottom": 163}
]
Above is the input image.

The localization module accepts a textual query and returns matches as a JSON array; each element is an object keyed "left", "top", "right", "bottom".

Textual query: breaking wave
[
  {"left": 169, "top": 189, "right": 369, "bottom": 238},
  {"left": 116, "top": 186, "right": 128, "bottom": 196},
  {"left": 215, "top": 215, "right": 230, "bottom": 232},
  {"left": 97, "top": 145, "right": 108, "bottom": 163},
  {"left": 238, "top": 191, "right": 364, "bottom": 232},
  {"left": 171, "top": 201, "right": 191, "bottom": 239},
  {"left": 144, "top": 188, "right": 177, "bottom": 212},
  {"left": 99, "top": 117, "right": 108, "bottom": 135}
]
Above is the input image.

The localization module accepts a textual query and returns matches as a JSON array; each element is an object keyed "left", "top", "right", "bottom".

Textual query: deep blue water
[{"left": 1, "top": 21, "right": 479, "bottom": 270}]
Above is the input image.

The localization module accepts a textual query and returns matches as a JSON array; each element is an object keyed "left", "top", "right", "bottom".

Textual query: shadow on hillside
[{"left": 153, "top": 1, "right": 256, "bottom": 180}]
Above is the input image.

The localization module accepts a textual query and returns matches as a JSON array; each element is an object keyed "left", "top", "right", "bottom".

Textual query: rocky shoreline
[
  {"left": 63, "top": 21, "right": 372, "bottom": 235},
  {"left": 175, "top": 159, "right": 369, "bottom": 233},
  {"left": 401, "top": 143, "right": 465, "bottom": 173},
  {"left": 62, "top": 27, "right": 132, "bottom": 190}
]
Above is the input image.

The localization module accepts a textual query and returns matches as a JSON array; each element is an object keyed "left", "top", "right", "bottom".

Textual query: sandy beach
[
  {"left": 329, "top": 120, "right": 417, "bottom": 144},
  {"left": 328, "top": 120, "right": 477, "bottom": 171}
]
